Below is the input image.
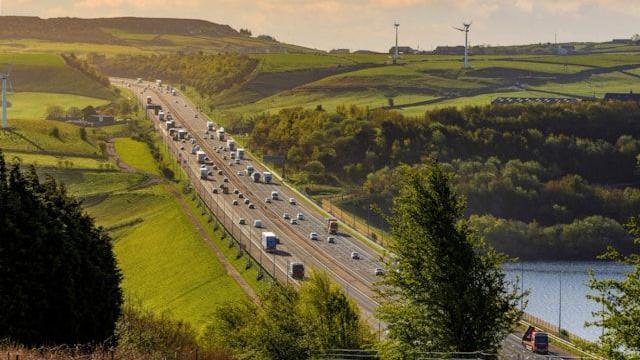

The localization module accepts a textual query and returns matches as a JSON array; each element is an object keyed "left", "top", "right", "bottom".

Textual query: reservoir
[{"left": 504, "top": 261, "right": 631, "bottom": 342}]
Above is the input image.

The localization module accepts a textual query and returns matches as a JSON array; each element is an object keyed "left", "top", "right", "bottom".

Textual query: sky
[{"left": 4, "top": 0, "right": 640, "bottom": 51}]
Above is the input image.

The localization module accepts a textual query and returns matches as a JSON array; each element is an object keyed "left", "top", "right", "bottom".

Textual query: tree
[
  {"left": 587, "top": 217, "right": 640, "bottom": 359},
  {"left": 45, "top": 104, "right": 65, "bottom": 120},
  {"left": 377, "top": 162, "right": 523, "bottom": 358},
  {"left": 205, "top": 272, "right": 372, "bottom": 359},
  {"left": 82, "top": 105, "right": 97, "bottom": 120},
  {"left": 79, "top": 127, "right": 87, "bottom": 141},
  {"left": 0, "top": 151, "right": 123, "bottom": 346},
  {"left": 66, "top": 106, "right": 82, "bottom": 119}
]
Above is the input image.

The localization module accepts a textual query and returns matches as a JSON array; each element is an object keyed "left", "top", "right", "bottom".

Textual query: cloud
[{"left": 73, "top": 0, "right": 200, "bottom": 10}]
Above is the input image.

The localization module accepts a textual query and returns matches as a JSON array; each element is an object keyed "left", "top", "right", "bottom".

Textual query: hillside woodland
[
  {"left": 235, "top": 102, "right": 640, "bottom": 260},
  {"left": 92, "top": 53, "right": 258, "bottom": 96}
]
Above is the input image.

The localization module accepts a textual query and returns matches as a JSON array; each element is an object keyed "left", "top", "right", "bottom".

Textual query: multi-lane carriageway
[
  {"left": 114, "top": 79, "right": 384, "bottom": 321},
  {"left": 114, "top": 78, "right": 583, "bottom": 359}
]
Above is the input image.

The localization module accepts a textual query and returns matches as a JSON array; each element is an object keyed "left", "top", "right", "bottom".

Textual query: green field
[
  {"left": 87, "top": 184, "right": 248, "bottom": 330},
  {"left": 0, "top": 53, "right": 115, "bottom": 99},
  {"left": 114, "top": 137, "right": 160, "bottom": 175},
  {"left": 221, "top": 51, "right": 640, "bottom": 116},
  {"left": 4, "top": 151, "right": 113, "bottom": 170},
  {"left": 8, "top": 92, "right": 110, "bottom": 119},
  {"left": 0, "top": 118, "right": 123, "bottom": 156}
]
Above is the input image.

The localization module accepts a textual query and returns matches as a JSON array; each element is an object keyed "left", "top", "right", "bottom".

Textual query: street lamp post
[{"left": 558, "top": 271, "right": 563, "bottom": 334}]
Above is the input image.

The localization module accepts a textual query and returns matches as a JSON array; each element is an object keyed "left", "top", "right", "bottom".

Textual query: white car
[
  {"left": 351, "top": 252, "right": 360, "bottom": 260},
  {"left": 283, "top": 213, "right": 290, "bottom": 220},
  {"left": 232, "top": 200, "right": 239, "bottom": 206},
  {"left": 297, "top": 213, "right": 304, "bottom": 220},
  {"left": 237, "top": 171, "right": 244, "bottom": 176},
  {"left": 374, "top": 268, "right": 385, "bottom": 276},
  {"left": 290, "top": 219, "right": 298, "bottom": 225},
  {"left": 309, "top": 232, "right": 318, "bottom": 241},
  {"left": 289, "top": 197, "right": 296, "bottom": 205},
  {"left": 327, "top": 236, "right": 336, "bottom": 243},
  {"left": 265, "top": 197, "right": 272, "bottom": 203}
]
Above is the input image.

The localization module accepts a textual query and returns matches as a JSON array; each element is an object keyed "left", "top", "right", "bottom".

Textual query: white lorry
[
  {"left": 263, "top": 172, "right": 273, "bottom": 184},
  {"left": 196, "top": 151, "right": 207, "bottom": 164},
  {"left": 261, "top": 232, "right": 278, "bottom": 252}
]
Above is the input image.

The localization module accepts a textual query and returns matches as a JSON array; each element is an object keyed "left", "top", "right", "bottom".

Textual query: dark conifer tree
[{"left": 0, "top": 150, "right": 122, "bottom": 346}]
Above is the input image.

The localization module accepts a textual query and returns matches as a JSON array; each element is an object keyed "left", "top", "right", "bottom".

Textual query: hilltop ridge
[{"left": 0, "top": 16, "right": 238, "bottom": 44}]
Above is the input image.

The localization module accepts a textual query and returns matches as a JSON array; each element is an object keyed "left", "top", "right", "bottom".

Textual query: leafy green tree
[
  {"left": 82, "top": 105, "right": 97, "bottom": 120},
  {"left": 205, "top": 272, "right": 371, "bottom": 359},
  {"left": 377, "top": 162, "right": 523, "bottom": 358},
  {"left": 66, "top": 106, "right": 83, "bottom": 119},
  {"left": 0, "top": 151, "right": 122, "bottom": 346},
  {"left": 588, "top": 217, "right": 640, "bottom": 359},
  {"left": 45, "top": 104, "right": 65, "bottom": 120}
]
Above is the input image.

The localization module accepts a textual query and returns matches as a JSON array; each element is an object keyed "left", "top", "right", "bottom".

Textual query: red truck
[{"left": 522, "top": 326, "right": 549, "bottom": 354}]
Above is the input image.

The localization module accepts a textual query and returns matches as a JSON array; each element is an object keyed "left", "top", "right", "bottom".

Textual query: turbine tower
[
  {"left": 1, "top": 66, "right": 12, "bottom": 129},
  {"left": 393, "top": 21, "right": 399, "bottom": 64},
  {"left": 454, "top": 22, "right": 472, "bottom": 69}
]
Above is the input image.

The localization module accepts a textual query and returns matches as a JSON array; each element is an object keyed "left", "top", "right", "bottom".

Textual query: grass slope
[
  {"left": 0, "top": 53, "right": 115, "bottom": 99},
  {"left": 0, "top": 118, "right": 125, "bottom": 156},
  {"left": 87, "top": 185, "right": 248, "bottom": 331},
  {"left": 8, "top": 92, "right": 110, "bottom": 119},
  {"left": 114, "top": 138, "right": 160, "bottom": 175}
]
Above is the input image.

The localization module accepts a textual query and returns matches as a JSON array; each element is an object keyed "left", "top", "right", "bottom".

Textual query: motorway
[
  {"left": 114, "top": 78, "right": 580, "bottom": 359},
  {"left": 116, "top": 79, "right": 384, "bottom": 321}
]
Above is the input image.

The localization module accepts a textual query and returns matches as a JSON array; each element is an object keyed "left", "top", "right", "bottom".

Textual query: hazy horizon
[{"left": 3, "top": 0, "right": 640, "bottom": 52}]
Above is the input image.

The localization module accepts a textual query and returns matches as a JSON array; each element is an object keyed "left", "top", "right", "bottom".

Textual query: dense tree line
[
  {"left": 62, "top": 53, "right": 110, "bottom": 87},
  {"left": 0, "top": 151, "right": 122, "bottom": 346},
  {"left": 246, "top": 103, "right": 640, "bottom": 184},
  {"left": 91, "top": 52, "right": 258, "bottom": 96},
  {"left": 364, "top": 160, "right": 640, "bottom": 226},
  {"left": 239, "top": 102, "right": 640, "bottom": 260}
]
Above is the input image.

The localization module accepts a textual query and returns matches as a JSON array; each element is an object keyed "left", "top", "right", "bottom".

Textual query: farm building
[
  {"left": 604, "top": 91, "right": 640, "bottom": 102},
  {"left": 87, "top": 114, "right": 115, "bottom": 126},
  {"left": 434, "top": 46, "right": 466, "bottom": 55},
  {"left": 491, "top": 97, "right": 580, "bottom": 105},
  {"left": 389, "top": 46, "right": 417, "bottom": 54}
]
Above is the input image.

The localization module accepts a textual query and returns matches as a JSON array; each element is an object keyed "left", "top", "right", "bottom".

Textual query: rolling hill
[{"left": 0, "top": 16, "right": 316, "bottom": 55}]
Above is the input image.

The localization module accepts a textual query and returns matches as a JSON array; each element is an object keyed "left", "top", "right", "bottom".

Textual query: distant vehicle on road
[
  {"left": 261, "top": 232, "right": 278, "bottom": 253},
  {"left": 522, "top": 326, "right": 548, "bottom": 354},
  {"left": 374, "top": 268, "right": 384, "bottom": 276},
  {"left": 289, "top": 262, "right": 305, "bottom": 279},
  {"left": 289, "top": 197, "right": 296, "bottom": 205},
  {"left": 327, "top": 236, "right": 336, "bottom": 243},
  {"left": 351, "top": 252, "right": 360, "bottom": 260},
  {"left": 309, "top": 232, "right": 318, "bottom": 241},
  {"left": 254, "top": 219, "right": 263, "bottom": 228}
]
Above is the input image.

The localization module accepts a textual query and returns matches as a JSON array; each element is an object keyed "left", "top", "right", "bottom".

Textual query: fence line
[
  {"left": 147, "top": 109, "right": 293, "bottom": 288},
  {"left": 321, "top": 197, "right": 389, "bottom": 247}
]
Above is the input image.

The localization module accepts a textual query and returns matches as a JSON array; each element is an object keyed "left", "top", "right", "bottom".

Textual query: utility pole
[{"left": 2, "top": 74, "right": 7, "bottom": 129}]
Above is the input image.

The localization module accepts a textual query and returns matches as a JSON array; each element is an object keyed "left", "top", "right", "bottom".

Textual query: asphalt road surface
[{"left": 114, "top": 78, "right": 579, "bottom": 360}]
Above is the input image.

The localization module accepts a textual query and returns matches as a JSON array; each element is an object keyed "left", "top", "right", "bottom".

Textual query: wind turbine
[
  {"left": 0, "top": 65, "right": 13, "bottom": 129},
  {"left": 393, "top": 21, "right": 400, "bottom": 64},
  {"left": 454, "top": 22, "right": 472, "bottom": 69}
]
